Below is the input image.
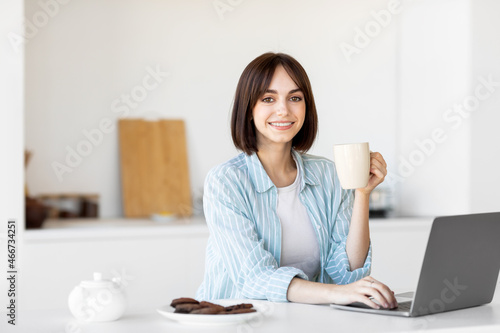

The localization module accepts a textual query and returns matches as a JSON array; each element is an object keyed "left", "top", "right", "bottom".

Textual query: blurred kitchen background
[
  {"left": 1, "top": 0, "right": 500, "bottom": 315},
  {"left": 19, "top": 0, "right": 500, "bottom": 222}
]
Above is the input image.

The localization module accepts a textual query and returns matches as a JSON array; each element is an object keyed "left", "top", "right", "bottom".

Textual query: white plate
[{"left": 156, "top": 299, "right": 261, "bottom": 326}]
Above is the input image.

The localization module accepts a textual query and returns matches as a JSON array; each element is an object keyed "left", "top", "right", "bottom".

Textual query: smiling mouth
[{"left": 269, "top": 122, "right": 294, "bottom": 127}]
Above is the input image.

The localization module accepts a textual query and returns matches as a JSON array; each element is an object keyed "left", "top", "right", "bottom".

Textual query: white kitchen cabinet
[{"left": 17, "top": 217, "right": 435, "bottom": 311}]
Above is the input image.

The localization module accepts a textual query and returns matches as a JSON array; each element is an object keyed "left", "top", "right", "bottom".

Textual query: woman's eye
[
  {"left": 290, "top": 96, "right": 302, "bottom": 102},
  {"left": 262, "top": 97, "right": 274, "bottom": 103}
]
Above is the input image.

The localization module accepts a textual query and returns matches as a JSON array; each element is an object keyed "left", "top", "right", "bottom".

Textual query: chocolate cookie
[
  {"left": 170, "top": 297, "right": 199, "bottom": 308},
  {"left": 173, "top": 303, "right": 203, "bottom": 313},
  {"left": 224, "top": 303, "right": 253, "bottom": 311},
  {"left": 169, "top": 297, "right": 256, "bottom": 315},
  {"left": 222, "top": 308, "right": 257, "bottom": 315},
  {"left": 199, "top": 301, "right": 226, "bottom": 312},
  {"left": 190, "top": 307, "right": 222, "bottom": 314}
]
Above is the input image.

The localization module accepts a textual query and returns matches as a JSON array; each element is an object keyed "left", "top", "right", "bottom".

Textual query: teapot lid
[{"left": 80, "top": 272, "right": 115, "bottom": 288}]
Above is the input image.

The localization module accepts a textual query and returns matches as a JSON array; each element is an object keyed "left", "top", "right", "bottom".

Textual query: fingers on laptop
[
  {"left": 357, "top": 295, "right": 383, "bottom": 309},
  {"left": 362, "top": 277, "right": 398, "bottom": 309}
]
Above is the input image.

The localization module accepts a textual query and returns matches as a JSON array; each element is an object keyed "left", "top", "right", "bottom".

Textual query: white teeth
[{"left": 270, "top": 122, "right": 292, "bottom": 127}]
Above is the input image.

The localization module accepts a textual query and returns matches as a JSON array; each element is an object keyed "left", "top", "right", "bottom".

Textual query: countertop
[
  {"left": 21, "top": 216, "right": 433, "bottom": 242},
  {"left": 3, "top": 293, "right": 500, "bottom": 333}
]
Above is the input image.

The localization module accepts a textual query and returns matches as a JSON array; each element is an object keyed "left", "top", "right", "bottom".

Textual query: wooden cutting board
[{"left": 118, "top": 119, "right": 192, "bottom": 217}]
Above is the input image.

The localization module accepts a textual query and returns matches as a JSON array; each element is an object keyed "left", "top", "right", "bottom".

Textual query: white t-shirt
[{"left": 277, "top": 162, "right": 320, "bottom": 280}]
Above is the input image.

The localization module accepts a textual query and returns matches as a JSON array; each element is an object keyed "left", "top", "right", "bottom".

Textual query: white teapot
[{"left": 68, "top": 272, "right": 127, "bottom": 322}]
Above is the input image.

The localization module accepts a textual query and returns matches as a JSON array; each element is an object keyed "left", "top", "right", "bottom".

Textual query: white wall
[
  {"left": 1, "top": 3, "right": 24, "bottom": 220},
  {"left": 396, "top": 0, "right": 471, "bottom": 216},
  {"left": 470, "top": 0, "right": 500, "bottom": 213},
  {"left": 0, "top": 0, "right": 24, "bottom": 320},
  {"left": 23, "top": 0, "right": 500, "bottom": 218},
  {"left": 395, "top": 0, "right": 500, "bottom": 216},
  {"left": 24, "top": 0, "right": 399, "bottom": 217}
]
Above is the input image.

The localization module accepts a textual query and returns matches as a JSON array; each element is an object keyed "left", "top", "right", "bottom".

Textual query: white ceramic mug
[{"left": 333, "top": 142, "right": 370, "bottom": 189}]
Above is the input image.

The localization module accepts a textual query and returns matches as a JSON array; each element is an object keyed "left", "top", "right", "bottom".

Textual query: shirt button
[{"left": 316, "top": 224, "right": 321, "bottom": 230}]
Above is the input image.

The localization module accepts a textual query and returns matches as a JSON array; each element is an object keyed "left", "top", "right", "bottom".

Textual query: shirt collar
[{"left": 245, "top": 149, "right": 320, "bottom": 193}]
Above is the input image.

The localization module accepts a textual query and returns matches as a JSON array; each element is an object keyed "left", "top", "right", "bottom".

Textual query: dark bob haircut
[{"left": 231, "top": 52, "right": 318, "bottom": 155}]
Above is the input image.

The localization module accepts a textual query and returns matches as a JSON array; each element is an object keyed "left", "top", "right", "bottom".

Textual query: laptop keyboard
[
  {"left": 348, "top": 300, "right": 412, "bottom": 312},
  {"left": 384, "top": 301, "right": 412, "bottom": 312}
]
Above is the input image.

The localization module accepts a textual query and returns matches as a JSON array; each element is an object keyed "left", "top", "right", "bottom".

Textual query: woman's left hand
[{"left": 357, "top": 152, "right": 387, "bottom": 195}]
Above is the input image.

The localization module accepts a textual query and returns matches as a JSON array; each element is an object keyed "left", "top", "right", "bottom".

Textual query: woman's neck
[{"left": 256, "top": 143, "right": 297, "bottom": 187}]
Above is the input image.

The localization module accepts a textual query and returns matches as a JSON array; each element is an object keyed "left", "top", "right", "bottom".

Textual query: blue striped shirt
[{"left": 196, "top": 149, "right": 372, "bottom": 302}]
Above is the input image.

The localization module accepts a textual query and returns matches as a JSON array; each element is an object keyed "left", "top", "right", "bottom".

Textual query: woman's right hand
[{"left": 329, "top": 276, "right": 398, "bottom": 309}]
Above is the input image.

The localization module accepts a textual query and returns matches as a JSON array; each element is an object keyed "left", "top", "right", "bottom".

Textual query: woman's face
[{"left": 252, "top": 65, "right": 306, "bottom": 150}]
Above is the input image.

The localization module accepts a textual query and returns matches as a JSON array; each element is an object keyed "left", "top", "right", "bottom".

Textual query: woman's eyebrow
[{"left": 264, "top": 88, "right": 302, "bottom": 94}]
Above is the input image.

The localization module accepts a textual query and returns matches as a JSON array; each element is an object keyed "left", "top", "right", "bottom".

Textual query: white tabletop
[{"left": 4, "top": 292, "right": 500, "bottom": 333}]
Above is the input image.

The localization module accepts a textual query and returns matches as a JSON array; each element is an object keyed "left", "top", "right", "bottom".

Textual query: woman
[{"left": 196, "top": 52, "right": 397, "bottom": 309}]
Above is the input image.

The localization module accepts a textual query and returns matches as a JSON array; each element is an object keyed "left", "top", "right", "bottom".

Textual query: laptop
[{"left": 330, "top": 212, "right": 500, "bottom": 317}]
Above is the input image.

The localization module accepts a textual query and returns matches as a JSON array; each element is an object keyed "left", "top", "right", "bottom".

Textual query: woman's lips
[{"left": 269, "top": 122, "right": 294, "bottom": 130}]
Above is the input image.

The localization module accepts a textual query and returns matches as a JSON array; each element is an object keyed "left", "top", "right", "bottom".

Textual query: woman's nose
[{"left": 276, "top": 100, "right": 288, "bottom": 116}]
